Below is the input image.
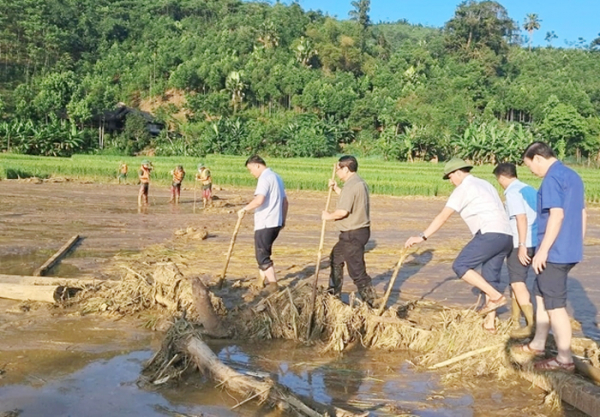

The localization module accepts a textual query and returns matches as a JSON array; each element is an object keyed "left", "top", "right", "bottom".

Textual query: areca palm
[{"left": 523, "top": 13, "right": 541, "bottom": 51}]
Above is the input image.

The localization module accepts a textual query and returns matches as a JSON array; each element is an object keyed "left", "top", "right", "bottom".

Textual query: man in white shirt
[
  {"left": 405, "top": 158, "right": 513, "bottom": 333},
  {"left": 239, "top": 155, "right": 288, "bottom": 293},
  {"left": 494, "top": 163, "right": 537, "bottom": 338}
]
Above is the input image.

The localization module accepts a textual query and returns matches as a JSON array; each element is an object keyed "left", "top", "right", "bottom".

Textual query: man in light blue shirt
[
  {"left": 239, "top": 155, "right": 288, "bottom": 294},
  {"left": 494, "top": 163, "right": 537, "bottom": 338}
]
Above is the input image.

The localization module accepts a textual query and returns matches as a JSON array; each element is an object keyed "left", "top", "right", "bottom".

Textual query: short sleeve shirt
[
  {"left": 446, "top": 175, "right": 512, "bottom": 236},
  {"left": 254, "top": 168, "right": 286, "bottom": 231},
  {"left": 537, "top": 161, "right": 584, "bottom": 263},
  {"left": 504, "top": 179, "right": 538, "bottom": 248},
  {"left": 335, "top": 174, "right": 370, "bottom": 232}
]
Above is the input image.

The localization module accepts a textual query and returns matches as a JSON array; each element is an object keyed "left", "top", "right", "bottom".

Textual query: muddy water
[
  {"left": 0, "top": 181, "right": 598, "bottom": 415},
  {"left": 0, "top": 309, "right": 568, "bottom": 417}
]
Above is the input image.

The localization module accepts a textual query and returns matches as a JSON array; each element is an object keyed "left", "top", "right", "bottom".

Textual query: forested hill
[{"left": 0, "top": 0, "right": 599, "bottom": 163}]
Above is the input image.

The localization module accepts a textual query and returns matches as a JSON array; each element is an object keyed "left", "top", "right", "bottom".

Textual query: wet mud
[{"left": 0, "top": 180, "right": 598, "bottom": 416}]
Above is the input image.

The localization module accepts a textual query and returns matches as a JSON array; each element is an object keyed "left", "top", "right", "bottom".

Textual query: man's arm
[
  {"left": 282, "top": 196, "right": 289, "bottom": 226},
  {"left": 405, "top": 206, "right": 454, "bottom": 247},
  {"left": 583, "top": 208, "right": 587, "bottom": 240},
  {"left": 239, "top": 194, "right": 266, "bottom": 217},
  {"left": 532, "top": 208, "right": 564, "bottom": 273},
  {"left": 515, "top": 214, "right": 532, "bottom": 265},
  {"left": 322, "top": 209, "right": 349, "bottom": 221}
]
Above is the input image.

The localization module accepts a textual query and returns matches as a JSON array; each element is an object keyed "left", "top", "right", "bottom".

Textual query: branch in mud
[{"left": 142, "top": 320, "right": 366, "bottom": 417}]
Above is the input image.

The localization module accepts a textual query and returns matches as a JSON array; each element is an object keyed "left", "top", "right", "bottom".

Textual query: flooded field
[{"left": 1, "top": 180, "right": 598, "bottom": 416}]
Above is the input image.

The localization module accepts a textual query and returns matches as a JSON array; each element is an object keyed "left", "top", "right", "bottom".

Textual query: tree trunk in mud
[
  {"left": 190, "top": 277, "right": 229, "bottom": 338},
  {"left": 0, "top": 283, "right": 79, "bottom": 303},
  {"left": 0, "top": 274, "right": 116, "bottom": 287},
  {"left": 184, "top": 336, "right": 366, "bottom": 417}
]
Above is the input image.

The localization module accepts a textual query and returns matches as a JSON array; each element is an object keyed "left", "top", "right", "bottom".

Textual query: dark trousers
[
  {"left": 330, "top": 227, "right": 372, "bottom": 290},
  {"left": 452, "top": 231, "right": 512, "bottom": 292},
  {"left": 254, "top": 226, "right": 282, "bottom": 270}
]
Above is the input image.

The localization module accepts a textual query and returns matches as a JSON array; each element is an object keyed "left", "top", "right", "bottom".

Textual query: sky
[{"left": 276, "top": 0, "right": 599, "bottom": 47}]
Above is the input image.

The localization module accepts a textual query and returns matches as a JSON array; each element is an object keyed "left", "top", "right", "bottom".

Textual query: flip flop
[
  {"left": 513, "top": 343, "right": 545, "bottom": 357},
  {"left": 478, "top": 295, "right": 507, "bottom": 316},
  {"left": 534, "top": 357, "right": 575, "bottom": 373}
]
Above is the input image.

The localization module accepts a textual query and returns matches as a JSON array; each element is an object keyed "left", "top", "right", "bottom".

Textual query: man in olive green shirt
[{"left": 322, "top": 155, "right": 376, "bottom": 306}]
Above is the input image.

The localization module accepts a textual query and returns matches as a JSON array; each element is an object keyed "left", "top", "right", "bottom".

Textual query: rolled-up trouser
[
  {"left": 330, "top": 227, "right": 372, "bottom": 290},
  {"left": 254, "top": 226, "right": 282, "bottom": 270},
  {"left": 452, "top": 231, "right": 512, "bottom": 292}
]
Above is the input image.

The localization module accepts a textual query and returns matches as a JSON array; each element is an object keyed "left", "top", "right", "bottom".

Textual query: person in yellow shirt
[
  {"left": 169, "top": 165, "right": 185, "bottom": 204},
  {"left": 118, "top": 162, "right": 128, "bottom": 184},
  {"left": 196, "top": 163, "right": 212, "bottom": 208},
  {"left": 138, "top": 160, "right": 152, "bottom": 207}
]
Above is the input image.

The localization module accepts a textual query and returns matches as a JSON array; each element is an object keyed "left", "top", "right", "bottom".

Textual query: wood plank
[
  {"left": 33, "top": 234, "right": 80, "bottom": 276},
  {"left": 0, "top": 283, "right": 61, "bottom": 303},
  {"left": 521, "top": 370, "right": 600, "bottom": 417},
  {"left": 0, "top": 274, "right": 116, "bottom": 286}
]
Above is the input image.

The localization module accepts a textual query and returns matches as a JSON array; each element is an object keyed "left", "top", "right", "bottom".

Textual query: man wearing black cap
[{"left": 405, "top": 158, "right": 513, "bottom": 333}]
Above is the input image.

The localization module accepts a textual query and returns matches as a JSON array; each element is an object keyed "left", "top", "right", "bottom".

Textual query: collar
[{"left": 504, "top": 179, "right": 521, "bottom": 195}]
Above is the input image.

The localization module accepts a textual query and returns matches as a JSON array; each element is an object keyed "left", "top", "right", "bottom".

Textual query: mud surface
[{"left": 0, "top": 180, "right": 598, "bottom": 415}]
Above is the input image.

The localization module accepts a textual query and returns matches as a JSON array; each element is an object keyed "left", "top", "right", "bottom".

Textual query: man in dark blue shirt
[{"left": 516, "top": 142, "right": 586, "bottom": 372}]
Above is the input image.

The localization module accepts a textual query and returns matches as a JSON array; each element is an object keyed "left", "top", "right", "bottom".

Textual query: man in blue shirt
[
  {"left": 516, "top": 142, "right": 586, "bottom": 372},
  {"left": 494, "top": 163, "right": 537, "bottom": 338}
]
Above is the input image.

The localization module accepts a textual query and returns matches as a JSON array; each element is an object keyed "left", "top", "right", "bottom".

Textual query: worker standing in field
[
  {"left": 196, "top": 163, "right": 212, "bottom": 209},
  {"left": 238, "top": 155, "right": 288, "bottom": 294},
  {"left": 322, "top": 155, "right": 377, "bottom": 307},
  {"left": 118, "top": 162, "right": 128, "bottom": 184},
  {"left": 169, "top": 165, "right": 185, "bottom": 204},
  {"left": 138, "top": 160, "right": 152, "bottom": 207},
  {"left": 405, "top": 158, "right": 513, "bottom": 333},
  {"left": 494, "top": 162, "right": 537, "bottom": 338},
  {"left": 515, "top": 142, "right": 586, "bottom": 372}
]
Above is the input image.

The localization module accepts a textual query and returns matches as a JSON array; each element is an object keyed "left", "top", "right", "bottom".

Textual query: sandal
[
  {"left": 513, "top": 343, "right": 545, "bottom": 357},
  {"left": 478, "top": 295, "right": 507, "bottom": 316},
  {"left": 534, "top": 357, "right": 575, "bottom": 373}
]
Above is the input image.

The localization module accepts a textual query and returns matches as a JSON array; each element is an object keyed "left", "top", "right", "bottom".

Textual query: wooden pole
[
  {"left": 217, "top": 213, "right": 244, "bottom": 289},
  {"left": 33, "top": 235, "right": 80, "bottom": 276},
  {"left": 306, "top": 163, "right": 337, "bottom": 339},
  {"left": 0, "top": 274, "right": 115, "bottom": 287},
  {"left": 0, "top": 283, "right": 77, "bottom": 303},
  {"left": 193, "top": 182, "right": 197, "bottom": 214},
  {"left": 376, "top": 249, "right": 409, "bottom": 316}
]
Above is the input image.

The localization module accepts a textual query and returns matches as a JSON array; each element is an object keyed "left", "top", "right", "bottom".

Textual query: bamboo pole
[
  {"left": 306, "top": 163, "right": 337, "bottom": 339},
  {"left": 217, "top": 213, "right": 244, "bottom": 289},
  {"left": 429, "top": 343, "right": 505, "bottom": 370},
  {"left": 376, "top": 249, "right": 409, "bottom": 316},
  {"left": 33, "top": 234, "right": 80, "bottom": 276},
  {"left": 193, "top": 182, "right": 197, "bottom": 214}
]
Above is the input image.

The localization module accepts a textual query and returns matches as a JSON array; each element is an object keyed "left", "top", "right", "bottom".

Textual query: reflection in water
[
  {"left": 0, "top": 351, "right": 236, "bottom": 417},
  {"left": 0, "top": 343, "right": 568, "bottom": 417}
]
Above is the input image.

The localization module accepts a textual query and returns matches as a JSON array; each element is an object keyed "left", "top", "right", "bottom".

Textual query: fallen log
[
  {"left": 0, "top": 274, "right": 115, "bottom": 287},
  {"left": 34, "top": 234, "right": 80, "bottom": 276},
  {"left": 0, "top": 283, "right": 80, "bottom": 303},
  {"left": 184, "top": 335, "right": 366, "bottom": 417},
  {"left": 521, "top": 370, "right": 600, "bottom": 417}
]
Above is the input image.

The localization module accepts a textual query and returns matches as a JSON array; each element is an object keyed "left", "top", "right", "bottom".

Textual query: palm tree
[
  {"left": 348, "top": 0, "right": 371, "bottom": 31},
  {"left": 523, "top": 13, "right": 541, "bottom": 51},
  {"left": 225, "top": 71, "right": 246, "bottom": 113},
  {"left": 544, "top": 31, "right": 558, "bottom": 47}
]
